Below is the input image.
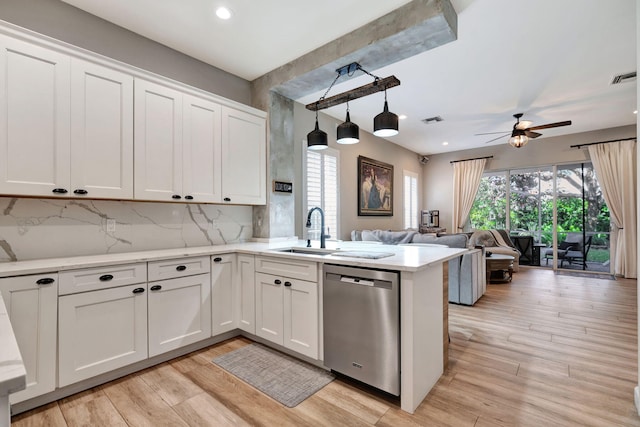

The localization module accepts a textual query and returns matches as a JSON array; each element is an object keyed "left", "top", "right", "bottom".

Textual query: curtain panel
[
  {"left": 588, "top": 139, "right": 637, "bottom": 278},
  {"left": 452, "top": 158, "right": 487, "bottom": 232}
]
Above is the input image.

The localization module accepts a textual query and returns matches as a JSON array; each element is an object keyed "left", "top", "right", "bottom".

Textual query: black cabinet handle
[
  {"left": 284, "top": 281, "right": 292, "bottom": 287},
  {"left": 185, "top": 195, "right": 194, "bottom": 200},
  {"left": 73, "top": 189, "right": 88, "bottom": 195},
  {"left": 176, "top": 265, "right": 187, "bottom": 271},
  {"left": 52, "top": 188, "right": 68, "bottom": 194},
  {"left": 213, "top": 257, "right": 222, "bottom": 263},
  {"left": 172, "top": 194, "right": 182, "bottom": 200},
  {"left": 36, "top": 277, "right": 55, "bottom": 285},
  {"left": 99, "top": 274, "right": 114, "bottom": 282},
  {"left": 150, "top": 285, "right": 162, "bottom": 291},
  {"left": 132, "top": 287, "right": 145, "bottom": 294},
  {"left": 274, "top": 279, "right": 282, "bottom": 285},
  {"left": 223, "top": 197, "right": 231, "bottom": 202}
]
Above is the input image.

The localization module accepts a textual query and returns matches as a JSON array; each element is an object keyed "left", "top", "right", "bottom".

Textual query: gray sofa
[{"left": 350, "top": 230, "right": 486, "bottom": 305}]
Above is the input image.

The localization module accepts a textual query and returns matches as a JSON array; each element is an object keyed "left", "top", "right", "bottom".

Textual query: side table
[{"left": 486, "top": 254, "right": 515, "bottom": 283}]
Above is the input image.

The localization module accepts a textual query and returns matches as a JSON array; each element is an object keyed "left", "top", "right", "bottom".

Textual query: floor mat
[
  {"left": 212, "top": 343, "right": 334, "bottom": 407},
  {"left": 555, "top": 271, "right": 616, "bottom": 280}
]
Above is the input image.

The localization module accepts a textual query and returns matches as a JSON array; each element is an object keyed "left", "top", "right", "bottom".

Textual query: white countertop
[
  {"left": 0, "top": 240, "right": 468, "bottom": 278},
  {"left": 0, "top": 293, "right": 26, "bottom": 398}
]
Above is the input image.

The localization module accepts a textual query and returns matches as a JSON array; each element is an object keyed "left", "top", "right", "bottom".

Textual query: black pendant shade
[
  {"left": 307, "top": 117, "right": 328, "bottom": 150},
  {"left": 373, "top": 100, "right": 399, "bottom": 137},
  {"left": 336, "top": 111, "right": 359, "bottom": 144}
]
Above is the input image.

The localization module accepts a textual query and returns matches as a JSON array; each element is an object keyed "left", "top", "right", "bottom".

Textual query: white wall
[
  {"left": 293, "top": 102, "right": 424, "bottom": 241},
  {"left": 423, "top": 125, "right": 637, "bottom": 233}
]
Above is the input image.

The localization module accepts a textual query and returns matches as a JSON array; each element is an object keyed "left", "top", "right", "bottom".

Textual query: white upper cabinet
[
  {"left": 221, "top": 107, "right": 266, "bottom": 205},
  {"left": 134, "top": 79, "right": 183, "bottom": 202},
  {"left": 0, "top": 28, "right": 266, "bottom": 204},
  {"left": 70, "top": 58, "right": 134, "bottom": 199},
  {"left": 182, "top": 94, "right": 222, "bottom": 203},
  {"left": 0, "top": 35, "right": 71, "bottom": 196}
]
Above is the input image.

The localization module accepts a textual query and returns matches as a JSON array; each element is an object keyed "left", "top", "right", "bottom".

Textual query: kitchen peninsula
[{"left": 0, "top": 241, "right": 466, "bottom": 418}]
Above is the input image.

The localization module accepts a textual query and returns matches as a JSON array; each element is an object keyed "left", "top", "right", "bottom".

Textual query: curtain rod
[
  {"left": 450, "top": 155, "right": 493, "bottom": 164},
  {"left": 570, "top": 137, "right": 637, "bottom": 149}
]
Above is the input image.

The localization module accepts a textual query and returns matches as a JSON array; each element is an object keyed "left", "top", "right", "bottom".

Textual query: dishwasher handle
[{"left": 340, "top": 276, "right": 374, "bottom": 287}]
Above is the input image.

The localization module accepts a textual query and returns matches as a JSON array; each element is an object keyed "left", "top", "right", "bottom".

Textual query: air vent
[
  {"left": 611, "top": 71, "right": 636, "bottom": 85},
  {"left": 421, "top": 116, "right": 443, "bottom": 124}
]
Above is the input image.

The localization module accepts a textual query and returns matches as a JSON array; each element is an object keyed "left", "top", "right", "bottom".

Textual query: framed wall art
[{"left": 357, "top": 156, "right": 393, "bottom": 216}]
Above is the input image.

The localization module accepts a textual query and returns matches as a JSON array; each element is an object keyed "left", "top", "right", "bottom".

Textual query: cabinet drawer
[
  {"left": 59, "top": 263, "right": 146, "bottom": 295},
  {"left": 148, "top": 256, "right": 210, "bottom": 281},
  {"left": 255, "top": 256, "right": 317, "bottom": 282}
]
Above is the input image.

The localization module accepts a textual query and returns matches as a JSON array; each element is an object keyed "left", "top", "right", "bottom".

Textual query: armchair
[{"left": 543, "top": 233, "right": 590, "bottom": 267}]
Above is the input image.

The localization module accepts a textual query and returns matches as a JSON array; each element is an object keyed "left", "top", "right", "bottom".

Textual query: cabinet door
[
  {"left": 183, "top": 94, "right": 222, "bottom": 203},
  {"left": 148, "top": 274, "right": 211, "bottom": 357},
  {"left": 59, "top": 284, "right": 148, "bottom": 387},
  {"left": 0, "top": 35, "right": 70, "bottom": 197},
  {"left": 284, "top": 278, "right": 318, "bottom": 359},
  {"left": 70, "top": 59, "right": 134, "bottom": 199},
  {"left": 255, "top": 272, "right": 283, "bottom": 345},
  {"left": 134, "top": 78, "right": 183, "bottom": 201},
  {"left": 0, "top": 273, "right": 57, "bottom": 404},
  {"left": 211, "top": 254, "right": 236, "bottom": 335},
  {"left": 237, "top": 254, "right": 255, "bottom": 334},
  {"left": 221, "top": 107, "right": 266, "bottom": 205}
]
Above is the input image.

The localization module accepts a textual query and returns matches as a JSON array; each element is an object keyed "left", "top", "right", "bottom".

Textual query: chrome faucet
[{"left": 306, "top": 207, "right": 330, "bottom": 248}]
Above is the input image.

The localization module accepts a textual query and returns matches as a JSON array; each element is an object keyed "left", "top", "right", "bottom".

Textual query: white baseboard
[{"left": 634, "top": 386, "right": 640, "bottom": 415}]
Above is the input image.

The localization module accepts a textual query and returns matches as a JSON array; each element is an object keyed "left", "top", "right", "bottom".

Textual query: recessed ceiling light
[
  {"left": 634, "top": 110, "right": 638, "bottom": 114},
  {"left": 442, "top": 141, "right": 449, "bottom": 146},
  {"left": 399, "top": 114, "right": 407, "bottom": 120},
  {"left": 216, "top": 6, "right": 232, "bottom": 20}
]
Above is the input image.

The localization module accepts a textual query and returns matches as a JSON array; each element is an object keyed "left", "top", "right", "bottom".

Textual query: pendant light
[
  {"left": 336, "top": 102, "right": 359, "bottom": 144},
  {"left": 307, "top": 107, "right": 328, "bottom": 150},
  {"left": 373, "top": 88, "right": 399, "bottom": 137}
]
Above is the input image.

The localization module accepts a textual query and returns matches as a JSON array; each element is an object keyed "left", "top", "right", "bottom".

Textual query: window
[
  {"left": 304, "top": 148, "right": 339, "bottom": 240},
  {"left": 403, "top": 170, "right": 419, "bottom": 229}
]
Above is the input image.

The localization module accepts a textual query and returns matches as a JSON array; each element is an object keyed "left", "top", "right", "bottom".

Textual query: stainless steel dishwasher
[{"left": 323, "top": 264, "right": 400, "bottom": 396}]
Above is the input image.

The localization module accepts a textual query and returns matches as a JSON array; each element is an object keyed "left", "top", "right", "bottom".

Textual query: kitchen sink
[{"left": 270, "top": 247, "right": 338, "bottom": 256}]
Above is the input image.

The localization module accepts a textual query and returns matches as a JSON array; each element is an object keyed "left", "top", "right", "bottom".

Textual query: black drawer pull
[
  {"left": 132, "top": 287, "right": 145, "bottom": 294},
  {"left": 213, "top": 257, "right": 222, "bottom": 263},
  {"left": 284, "top": 281, "right": 292, "bottom": 287},
  {"left": 176, "top": 265, "right": 187, "bottom": 271},
  {"left": 52, "top": 188, "right": 68, "bottom": 194},
  {"left": 150, "top": 285, "right": 162, "bottom": 291},
  {"left": 185, "top": 195, "right": 194, "bottom": 200},
  {"left": 172, "top": 194, "right": 182, "bottom": 200},
  {"left": 36, "top": 277, "right": 55, "bottom": 285},
  {"left": 274, "top": 279, "right": 282, "bottom": 285},
  {"left": 73, "top": 189, "right": 88, "bottom": 195},
  {"left": 223, "top": 197, "right": 231, "bottom": 202},
  {"left": 99, "top": 274, "right": 114, "bottom": 282}
]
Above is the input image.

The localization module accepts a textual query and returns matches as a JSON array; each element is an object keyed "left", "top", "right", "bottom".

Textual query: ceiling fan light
[
  {"left": 373, "top": 100, "right": 399, "bottom": 137},
  {"left": 337, "top": 111, "right": 360, "bottom": 144},
  {"left": 508, "top": 134, "right": 528, "bottom": 148},
  {"left": 307, "top": 118, "right": 328, "bottom": 150}
]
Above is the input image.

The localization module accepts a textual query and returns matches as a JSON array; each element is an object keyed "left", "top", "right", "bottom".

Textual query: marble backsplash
[{"left": 0, "top": 197, "right": 253, "bottom": 262}]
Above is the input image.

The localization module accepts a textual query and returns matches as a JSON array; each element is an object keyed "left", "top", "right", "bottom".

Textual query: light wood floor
[{"left": 12, "top": 268, "right": 640, "bottom": 426}]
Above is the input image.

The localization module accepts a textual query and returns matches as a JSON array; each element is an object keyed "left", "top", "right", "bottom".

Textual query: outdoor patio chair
[
  {"left": 543, "top": 232, "right": 584, "bottom": 265},
  {"left": 562, "top": 235, "right": 593, "bottom": 268}
]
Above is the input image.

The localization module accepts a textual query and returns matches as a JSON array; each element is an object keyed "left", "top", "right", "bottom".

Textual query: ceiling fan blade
[
  {"left": 475, "top": 131, "right": 510, "bottom": 136},
  {"left": 484, "top": 134, "right": 509, "bottom": 144},
  {"left": 525, "top": 130, "right": 542, "bottom": 138},
  {"left": 527, "top": 120, "right": 572, "bottom": 131}
]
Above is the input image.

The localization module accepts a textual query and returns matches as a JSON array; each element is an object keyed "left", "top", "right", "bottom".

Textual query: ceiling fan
[{"left": 477, "top": 113, "right": 572, "bottom": 148}]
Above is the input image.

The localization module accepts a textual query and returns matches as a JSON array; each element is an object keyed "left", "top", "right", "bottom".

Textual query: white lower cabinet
[
  {"left": 58, "top": 283, "right": 148, "bottom": 387},
  {"left": 255, "top": 271, "right": 319, "bottom": 359},
  {"left": 211, "top": 254, "right": 236, "bottom": 336},
  {"left": 0, "top": 273, "right": 57, "bottom": 404},
  {"left": 148, "top": 273, "right": 211, "bottom": 357},
  {"left": 237, "top": 254, "right": 255, "bottom": 334}
]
